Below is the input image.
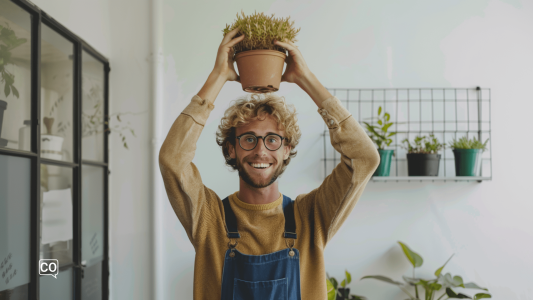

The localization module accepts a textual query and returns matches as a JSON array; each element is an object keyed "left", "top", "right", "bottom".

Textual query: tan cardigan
[{"left": 159, "top": 94, "right": 380, "bottom": 300}]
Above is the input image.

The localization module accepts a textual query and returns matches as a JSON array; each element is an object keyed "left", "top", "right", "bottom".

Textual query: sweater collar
[{"left": 231, "top": 191, "right": 283, "bottom": 211}]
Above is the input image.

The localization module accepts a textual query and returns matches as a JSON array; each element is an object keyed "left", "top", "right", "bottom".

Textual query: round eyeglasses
[{"left": 236, "top": 133, "right": 286, "bottom": 151}]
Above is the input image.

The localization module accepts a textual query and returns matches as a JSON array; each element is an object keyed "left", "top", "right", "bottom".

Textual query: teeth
[{"left": 250, "top": 163, "right": 270, "bottom": 168}]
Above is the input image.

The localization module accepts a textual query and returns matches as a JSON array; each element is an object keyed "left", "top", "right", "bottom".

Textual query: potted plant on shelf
[
  {"left": 326, "top": 270, "right": 367, "bottom": 300},
  {"left": 0, "top": 22, "right": 28, "bottom": 147},
  {"left": 362, "top": 106, "right": 397, "bottom": 176},
  {"left": 401, "top": 134, "right": 443, "bottom": 176},
  {"left": 223, "top": 10, "right": 300, "bottom": 93},
  {"left": 361, "top": 241, "right": 491, "bottom": 300},
  {"left": 447, "top": 136, "right": 489, "bottom": 176}
]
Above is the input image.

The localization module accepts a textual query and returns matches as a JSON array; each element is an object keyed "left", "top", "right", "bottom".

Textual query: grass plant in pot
[
  {"left": 362, "top": 106, "right": 397, "bottom": 176},
  {"left": 326, "top": 270, "right": 367, "bottom": 300},
  {"left": 0, "top": 22, "right": 28, "bottom": 147},
  {"left": 223, "top": 10, "right": 300, "bottom": 93},
  {"left": 402, "top": 134, "right": 444, "bottom": 176},
  {"left": 448, "top": 136, "right": 489, "bottom": 176}
]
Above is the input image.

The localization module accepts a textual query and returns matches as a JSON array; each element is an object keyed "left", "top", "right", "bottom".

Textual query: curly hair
[{"left": 216, "top": 93, "right": 301, "bottom": 173}]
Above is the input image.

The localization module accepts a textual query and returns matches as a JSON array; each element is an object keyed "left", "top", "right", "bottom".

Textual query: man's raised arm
[
  {"left": 274, "top": 38, "right": 380, "bottom": 247},
  {"left": 158, "top": 29, "right": 244, "bottom": 247}
]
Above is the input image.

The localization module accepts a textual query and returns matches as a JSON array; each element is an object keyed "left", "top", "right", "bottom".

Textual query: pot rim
[
  {"left": 452, "top": 148, "right": 484, "bottom": 152},
  {"left": 235, "top": 49, "right": 287, "bottom": 60}
]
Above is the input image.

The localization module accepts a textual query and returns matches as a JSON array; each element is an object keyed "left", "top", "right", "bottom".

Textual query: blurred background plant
[
  {"left": 46, "top": 74, "right": 138, "bottom": 149},
  {"left": 222, "top": 10, "right": 300, "bottom": 55},
  {"left": 402, "top": 134, "right": 443, "bottom": 154},
  {"left": 326, "top": 270, "right": 367, "bottom": 300},
  {"left": 0, "top": 22, "right": 27, "bottom": 98},
  {"left": 361, "top": 241, "right": 491, "bottom": 300},
  {"left": 447, "top": 136, "right": 489, "bottom": 151}
]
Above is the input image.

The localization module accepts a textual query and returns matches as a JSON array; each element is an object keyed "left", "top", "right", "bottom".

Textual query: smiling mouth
[{"left": 248, "top": 162, "right": 273, "bottom": 170}]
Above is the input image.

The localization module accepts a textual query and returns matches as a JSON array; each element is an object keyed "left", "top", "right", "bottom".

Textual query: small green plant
[
  {"left": 0, "top": 22, "right": 28, "bottom": 98},
  {"left": 326, "top": 270, "right": 367, "bottom": 300},
  {"left": 223, "top": 10, "right": 300, "bottom": 55},
  {"left": 447, "top": 136, "right": 489, "bottom": 151},
  {"left": 362, "top": 106, "right": 397, "bottom": 150},
  {"left": 361, "top": 242, "right": 491, "bottom": 300},
  {"left": 402, "top": 134, "right": 443, "bottom": 154}
]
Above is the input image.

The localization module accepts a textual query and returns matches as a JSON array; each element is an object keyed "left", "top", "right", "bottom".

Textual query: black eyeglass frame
[{"left": 236, "top": 133, "right": 286, "bottom": 151}]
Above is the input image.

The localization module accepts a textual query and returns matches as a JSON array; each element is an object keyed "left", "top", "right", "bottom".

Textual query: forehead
[{"left": 235, "top": 114, "right": 285, "bottom": 135}]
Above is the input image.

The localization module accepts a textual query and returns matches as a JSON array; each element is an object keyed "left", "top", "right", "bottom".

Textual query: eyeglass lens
[{"left": 240, "top": 134, "right": 282, "bottom": 150}]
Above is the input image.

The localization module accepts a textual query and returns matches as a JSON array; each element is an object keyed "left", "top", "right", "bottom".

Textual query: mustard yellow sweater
[{"left": 159, "top": 94, "right": 380, "bottom": 299}]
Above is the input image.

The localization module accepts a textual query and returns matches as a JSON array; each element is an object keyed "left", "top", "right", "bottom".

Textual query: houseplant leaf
[
  {"left": 341, "top": 279, "right": 346, "bottom": 288},
  {"left": 345, "top": 270, "right": 352, "bottom": 284},
  {"left": 402, "top": 275, "right": 423, "bottom": 285},
  {"left": 464, "top": 282, "right": 488, "bottom": 291},
  {"left": 435, "top": 254, "right": 454, "bottom": 277},
  {"left": 398, "top": 241, "right": 423, "bottom": 268},
  {"left": 349, "top": 294, "right": 367, "bottom": 300},
  {"left": 326, "top": 278, "right": 336, "bottom": 300},
  {"left": 361, "top": 275, "right": 403, "bottom": 285},
  {"left": 446, "top": 288, "right": 472, "bottom": 299},
  {"left": 473, "top": 293, "right": 492, "bottom": 299}
]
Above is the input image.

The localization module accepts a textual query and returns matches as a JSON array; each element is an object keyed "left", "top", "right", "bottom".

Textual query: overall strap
[
  {"left": 222, "top": 197, "right": 240, "bottom": 239},
  {"left": 222, "top": 195, "right": 297, "bottom": 240},
  {"left": 282, "top": 195, "right": 297, "bottom": 239}
]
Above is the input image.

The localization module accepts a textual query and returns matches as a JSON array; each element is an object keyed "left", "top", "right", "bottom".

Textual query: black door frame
[{"left": 0, "top": 1, "right": 110, "bottom": 299}]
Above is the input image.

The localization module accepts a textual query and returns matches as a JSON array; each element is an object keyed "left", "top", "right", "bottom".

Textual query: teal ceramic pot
[
  {"left": 453, "top": 149, "right": 483, "bottom": 176},
  {"left": 373, "top": 149, "right": 394, "bottom": 176}
]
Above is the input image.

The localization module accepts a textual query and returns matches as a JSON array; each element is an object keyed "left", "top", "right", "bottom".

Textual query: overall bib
[{"left": 220, "top": 195, "right": 302, "bottom": 300}]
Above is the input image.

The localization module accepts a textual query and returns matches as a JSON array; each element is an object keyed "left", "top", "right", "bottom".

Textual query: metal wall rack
[{"left": 322, "top": 87, "right": 492, "bottom": 182}]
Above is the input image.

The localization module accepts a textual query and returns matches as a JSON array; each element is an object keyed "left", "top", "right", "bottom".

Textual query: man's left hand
[{"left": 274, "top": 39, "right": 312, "bottom": 86}]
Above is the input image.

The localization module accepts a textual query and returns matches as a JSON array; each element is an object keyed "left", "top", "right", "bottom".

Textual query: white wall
[
  {"left": 30, "top": 0, "right": 153, "bottom": 299},
  {"left": 161, "top": 0, "right": 533, "bottom": 299}
]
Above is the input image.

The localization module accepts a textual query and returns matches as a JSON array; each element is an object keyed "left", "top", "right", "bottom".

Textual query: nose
[{"left": 252, "top": 137, "right": 269, "bottom": 156}]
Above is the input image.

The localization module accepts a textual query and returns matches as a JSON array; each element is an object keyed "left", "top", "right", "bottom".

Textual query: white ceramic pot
[{"left": 41, "top": 134, "right": 64, "bottom": 175}]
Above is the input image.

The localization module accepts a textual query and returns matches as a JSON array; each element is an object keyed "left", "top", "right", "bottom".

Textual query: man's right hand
[{"left": 213, "top": 28, "right": 245, "bottom": 82}]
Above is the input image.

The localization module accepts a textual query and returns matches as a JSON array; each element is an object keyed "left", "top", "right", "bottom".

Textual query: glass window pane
[
  {"left": 0, "top": 155, "right": 31, "bottom": 299},
  {"left": 0, "top": 0, "right": 33, "bottom": 152},
  {"left": 40, "top": 163, "right": 73, "bottom": 268},
  {"left": 39, "top": 267, "right": 73, "bottom": 300},
  {"left": 82, "top": 51, "right": 105, "bottom": 162},
  {"left": 81, "top": 165, "right": 104, "bottom": 266},
  {"left": 81, "top": 261, "right": 102, "bottom": 300},
  {"left": 40, "top": 24, "right": 73, "bottom": 162}
]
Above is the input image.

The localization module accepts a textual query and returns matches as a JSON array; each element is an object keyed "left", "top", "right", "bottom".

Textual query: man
[{"left": 159, "top": 28, "right": 380, "bottom": 300}]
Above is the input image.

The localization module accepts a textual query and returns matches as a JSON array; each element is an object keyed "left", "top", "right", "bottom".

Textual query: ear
[
  {"left": 228, "top": 142, "right": 236, "bottom": 159},
  {"left": 283, "top": 145, "right": 291, "bottom": 160}
]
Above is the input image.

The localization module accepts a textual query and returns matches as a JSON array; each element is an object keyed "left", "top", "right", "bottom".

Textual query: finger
[
  {"left": 274, "top": 39, "right": 297, "bottom": 52},
  {"left": 221, "top": 27, "right": 241, "bottom": 45},
  {"left": 224, "top": 34, "right": 245, "bottom": 48}
]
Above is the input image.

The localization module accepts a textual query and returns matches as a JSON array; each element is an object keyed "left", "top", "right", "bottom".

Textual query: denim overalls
[{"left": 220, "top": 195, "right": 301, "bottom": 300}]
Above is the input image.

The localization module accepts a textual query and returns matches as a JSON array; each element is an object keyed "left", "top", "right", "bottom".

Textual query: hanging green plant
[{"left": 0, "top": 22, "right": 28, "bottom": 98}]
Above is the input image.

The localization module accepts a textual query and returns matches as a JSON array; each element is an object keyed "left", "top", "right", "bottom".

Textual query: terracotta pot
[{"left": 235, "top": 49, "right": 286, "bottom": 93}]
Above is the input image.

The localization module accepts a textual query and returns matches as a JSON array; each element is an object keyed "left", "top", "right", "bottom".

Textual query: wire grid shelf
[{"left": 322, "top": 87, "right": 492, "bottom": 182}]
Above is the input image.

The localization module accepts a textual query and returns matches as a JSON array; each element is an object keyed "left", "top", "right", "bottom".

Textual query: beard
[{"left": 235, "top": 152, "right": 286, "bottom": 189}]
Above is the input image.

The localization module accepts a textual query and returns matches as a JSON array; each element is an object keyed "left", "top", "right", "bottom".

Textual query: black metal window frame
[
  {"left": 323, "top": 87, "right": 492, "bottom": 183},
  {"left": 0, "top": 0, "right": 110, "bottom": 299}
]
